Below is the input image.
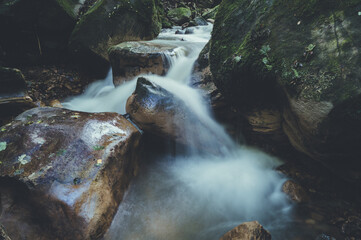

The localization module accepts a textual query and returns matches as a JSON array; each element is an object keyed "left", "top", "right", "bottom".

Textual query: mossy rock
[
  {"left": 209, "top": 0, "right": 361, "bottom": 180},
  {"left": 69, "top": 0, "right": 162, "bottom": 76},
  {"left": 0, "top": 0, "right": 78, "bottom": 65},
  {"left": 167, "top": 7, "right": 191, "bottom": 25}
]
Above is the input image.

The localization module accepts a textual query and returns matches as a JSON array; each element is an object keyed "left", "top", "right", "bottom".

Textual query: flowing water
[{"left": 63, "top": 25, "right": 293, "bottom": 239}]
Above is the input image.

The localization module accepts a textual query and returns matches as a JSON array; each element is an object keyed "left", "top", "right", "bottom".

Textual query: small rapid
[{"left": 63, "top": 24, "right": 292, "bottom": 239}]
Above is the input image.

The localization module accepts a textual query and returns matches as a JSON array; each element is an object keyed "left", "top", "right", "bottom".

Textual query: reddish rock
[
  {"left": 109, "top": 41, "right": 177, "bottom": 85},
  {"left": 220, "top": 221, "right": 272, "bottom": 240}
]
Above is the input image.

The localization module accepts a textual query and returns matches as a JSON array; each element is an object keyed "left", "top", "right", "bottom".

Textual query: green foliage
[
  {"left": 0, "top": 142, "right": 7, "bottom": 151},
  {"left": 93, "top": 145, "right": 105, "bottom": 151}
]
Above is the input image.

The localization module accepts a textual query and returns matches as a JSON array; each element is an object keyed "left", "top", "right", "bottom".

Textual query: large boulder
[
  {"left": 0, "top": 107, "right": 141, "bottom": 239},
  {"left": 69, "top": 0, "right": 162, "bottom": 77},
  {"left": 220, "top": 221, "right": 272, "bottom": 240},
  {"left": 0, "top": 0, "right": 78, "bottom": 65},
  {"left": 167, "top": 7, "right": 191, "bottom": 25},
  {"left": 108, "top": 41, "right": 177, "bottom": 85},
  {"left": 126, "top": 77, "right": 232, "bottom": 151},
  {"left": 209, "top": 0, "right": 361, "bottom": 180}
]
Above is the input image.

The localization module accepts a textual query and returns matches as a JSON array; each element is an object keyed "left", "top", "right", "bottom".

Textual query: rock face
[
  {"left": 282, "top": 180, "right": 309, "bottom": 203},
  {"left": 69, "top": 0, "right": 162, "bottom": 76},
  {"left": 167, "top": 7, "right": 191, "bottom": 25},
  {"left": 220, "top": 221, "right": 272, "bottom": 240},
  {"left": 209, "top": 0, "right": 361, "bottom": 180},
  {"left": 109, "top": 41, "right": 177, "bottom": 85},
  {"left": 0, "top": 107, "right": 141, "bottom": 239},
  {"left": 0, "top": 0, "right": 78, "bottom": 65}
]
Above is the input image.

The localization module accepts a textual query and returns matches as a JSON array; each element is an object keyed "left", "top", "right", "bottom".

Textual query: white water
[{"left": 63, "top": 25, "right": 292, "bottom": 239}]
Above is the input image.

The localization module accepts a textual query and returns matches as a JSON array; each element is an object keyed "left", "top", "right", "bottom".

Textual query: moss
[
  {"left": 167, "top": 7, "right": 191, "bottom": 24},
  {"left": 70, "top": 0, "right": 161, "bottom": 59}
]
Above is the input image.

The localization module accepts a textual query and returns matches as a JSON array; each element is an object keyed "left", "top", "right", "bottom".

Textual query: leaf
[
  {"left": 292, "top": 68, "right": 300, "bottom": 78},
  {"left": 14, "top": 169, "right": 24, "bottom": 175},
  {"left": 260, "top": 45, "right": 271, "bottom": 55},
  {"left": 18, "top": 154, "right": 30, "bottom": 165},
  {"left": 95, "top": 159, "right": 103, "bottom": 167},
  {"left": 262, "top": 57, "right": 269, "bottom": 65},
  {"left": 56, "top": 149, "right": 66, "bottom": 156},
  {"left": 305, "top": 44, "right": 316, "bottom": 52},
  {"left": 93, "top": 145, "right": 105, "bottom": 151},
  {"left": 1, "top": 128, "right": 6, "bottom": 132},
  {"left": 0, "top": 142, "right": 6, "bottom": 151}
]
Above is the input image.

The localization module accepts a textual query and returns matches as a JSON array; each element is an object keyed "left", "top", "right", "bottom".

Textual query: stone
[
  {"left": 209, "top": 0, "right": 361, "bottom": 180},
  {"left": 185, "top": 28, "right": 194, "bottom": 34},
  {"left": 282, "top": 180, "right": 309, "bottom": 203},
  {"left": 69, "top": 0, "right": 162, "bottom": 77},
  {"left": 202, "top": 5, "right": 219, "bottom": 20},
  {"left": 0, "top": 107, "right": 141, "bottom": 239},
  {"left": 108, "top": 41, "right": 177, "bottom": 85},
  {"left": 167, "top": 7, "right": 192, "bottom": 25},
  {"left": 0, "top": 0, "right": 77, "bottom": 65},
  {"left": 220, "top": 221, "right": 272, "bottom": 240},
  {"left": 126, "top": 77, "right": 229, "bottom": 151},
  {"left": 194, "top": 16, "right": 208, "bottom": 26}
]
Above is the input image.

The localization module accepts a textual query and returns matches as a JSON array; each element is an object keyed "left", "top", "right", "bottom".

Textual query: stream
[{"left": 63, "top": 24, "right": 293, "bottom": 239}]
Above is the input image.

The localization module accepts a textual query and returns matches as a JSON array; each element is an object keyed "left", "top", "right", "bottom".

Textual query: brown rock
[
  {"left": 220, "top": 221, "right": 272, "bottom": 240},
  {"left": 282, "top": 180, "right": 309, "bottom": 203},
  {"left": 109, "top": 41, "right": 177, "bottom": 85},
  {"left": 0, "top": 107, "right": 142, "bottom": 239}
]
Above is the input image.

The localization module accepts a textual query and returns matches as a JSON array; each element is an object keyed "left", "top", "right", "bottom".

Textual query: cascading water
[{"left": 63, "top": 25, "right": 293, "bottom": 239}]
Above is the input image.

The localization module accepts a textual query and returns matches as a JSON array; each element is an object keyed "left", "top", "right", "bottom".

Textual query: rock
[
  {"left": 69, "top": 0, "right": 162, "bottom": 77},
  {"left": 342, "top": 216, "right": 361, "bottom": 239},
  {"left": 209, "top": 0, "right": 361, "bottom": 180},
  {"left": 0, "top": 224, "right": 11, "bottom": 240},
  {"left": 194, "top": 16, "right": 208, "bottom": 26},
  {"left": 220, "top": 221, "right": 272, "bottom": 240},
  {"left": 282, "top": 180, "right": 309, "bottom": 203},
  {"left": 49, "top": 99, "right": 63, "bottom": 108},
  {"left": 126, "top": 77, "right": 230, "bottom": 151},
  {"left": 175, "top": 29, "right": 185, "bottom": 34},
  {"left": 167, "top": 7, "right": 191, "bottom": 25},
  {"left": 0, "top": 0, "right": 77, "bottom": 65},
  {"left": 0, "top": 107, "right": 141, "bottom": 239},
  {"left": 245, "top": 109, "right": 281, "bottom": 134},
  {"left": 185, "top": 28, "right": 194, "bottom": 34},
  {"left": 108, "top": 41, "right": 177, "bottom": 85},
  {"left": 0, "top": 67, "right": 26, "bottom": 96}
]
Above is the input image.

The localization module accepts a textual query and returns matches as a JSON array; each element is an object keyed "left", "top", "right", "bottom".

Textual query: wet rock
[
  {"left": 0, "top": 107, "right": 141, "bottom": 239},
  {"left": 0, "top": 0, "right": 77, "bottom": 65},
  {"left": 126, "top": 77, "right": 229, "bottom": 150},
  {"left": 207, "top": 18, "right": 215, "bottom": 24},
  {"left": 185, "top": 28, "right": 194, "bottom": 34},
  {"left": 167, "top": 7, "right": 191, "bottom": 25},
  {"left": 175, "top": 29, "right": 185, "bottom": 34},
  {"left": 0, "top": 224, "right": 11, "bottom": 240},
  {"left": 49, "top": 99, "right": 63, "bottom": 108},
  {"left": 315, "top": 233, "right": 336, "bottom": 240},
  {"left": 194, "top": 16, "right": 208, "bottom": 26},
  {"left": 209, "top": 0, "right": 361, "bottom": 180},
  {"left": 220, "top": 221, "right": 271, "bottom": 240},
  {"left": 69, "top": 0, "right": 162, "bottom": 77},
  {"left": 108, "top": 41, "right": 177, "bottom": 85},
  {"left": 282, "top": 180, "right": 309, "bottom": 203}
]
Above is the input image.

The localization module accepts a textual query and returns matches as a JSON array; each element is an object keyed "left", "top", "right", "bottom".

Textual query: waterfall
[{"left": 63, "top": 24, "right": 292, "bottom": 240}]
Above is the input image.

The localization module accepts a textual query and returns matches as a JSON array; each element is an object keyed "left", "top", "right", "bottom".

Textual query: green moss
[{"left": 167, "top": 7, "right": 191, "bottom": 24}]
